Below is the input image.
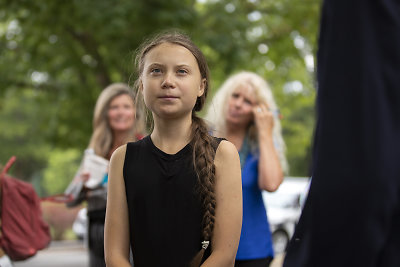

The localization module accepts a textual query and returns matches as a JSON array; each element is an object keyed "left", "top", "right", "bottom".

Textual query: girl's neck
[{"left": 151, "top": 114, "right": 193, "bottom": 154}]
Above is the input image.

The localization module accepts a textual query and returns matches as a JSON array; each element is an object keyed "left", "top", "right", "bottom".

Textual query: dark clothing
[
  {"left": 123, "top": 135, "right": 223, "bottom": 267},
  {"left": 88, "top": 211, "right": 106, "bottom": 267},
  {"left": 235, "top": 257, "right": 273, "bottom": 267},
  {"left": 65, "top": 150, "right": 108, "bottom": 267},
  {"left": 284, "top": 0, "right": 400, "bottom": 266}
]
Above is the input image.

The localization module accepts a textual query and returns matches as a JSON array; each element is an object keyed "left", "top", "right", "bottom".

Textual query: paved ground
[
  {"left": 14, "top": 240, "right": 88, "bottom": 267},
  {"left": 13, "top": 240, "right": 284, "bottom": 267}
]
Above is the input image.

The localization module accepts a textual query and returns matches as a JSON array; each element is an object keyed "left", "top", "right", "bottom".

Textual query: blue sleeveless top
[{"left": 236, "top": 151, "right": 274, "bottom": 260}]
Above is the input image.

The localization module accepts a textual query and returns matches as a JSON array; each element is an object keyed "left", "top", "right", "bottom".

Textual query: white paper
[{"left": 82, "top": 152, "right": 109, "bottom": 189}]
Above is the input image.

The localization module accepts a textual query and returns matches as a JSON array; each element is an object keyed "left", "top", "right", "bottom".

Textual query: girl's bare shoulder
[
  {"left": 109, "top": 144, "right": 127, "bottom": 166},
  {"left": 215, "top": 140, "right": 239, "bottom": 165}
]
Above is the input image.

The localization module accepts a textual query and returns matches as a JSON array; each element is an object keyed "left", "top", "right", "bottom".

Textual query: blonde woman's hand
[{"left": 253, "top": 104, "right": 274, "bottom": 139}]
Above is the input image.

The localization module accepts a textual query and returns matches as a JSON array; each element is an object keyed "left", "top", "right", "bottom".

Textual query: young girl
[{"left": 104, "top": 32, "right": 242, "bottom": 267}]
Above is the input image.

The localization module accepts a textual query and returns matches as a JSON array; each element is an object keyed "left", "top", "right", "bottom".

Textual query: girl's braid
[{"left": 191, "top": 115, "right": 217, "bottom": 243}]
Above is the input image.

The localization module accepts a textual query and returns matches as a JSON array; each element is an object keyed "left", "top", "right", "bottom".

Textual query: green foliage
[
  {"left": 0, "top": 88, "right": 52, "bottom": 180},
  {"left": 196, "top": 0, "right": 320, "bottom": 175},
  {"left": 42, "top": 148, "right": 81, "bottom": 196},
  {"left": 0, "top": 0, "right": 322, "bottom": 186}
]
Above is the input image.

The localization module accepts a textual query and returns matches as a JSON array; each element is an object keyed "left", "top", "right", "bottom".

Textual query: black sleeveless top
[{"left": 123, "top": 135, "right": 223, "bottom": 267}]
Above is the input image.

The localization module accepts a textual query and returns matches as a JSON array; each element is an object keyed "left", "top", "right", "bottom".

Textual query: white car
[{"left": 262, "top": 177, "right": 310, "bottom": 254}]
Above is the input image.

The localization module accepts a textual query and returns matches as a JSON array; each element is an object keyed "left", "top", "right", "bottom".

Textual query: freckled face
[
  {"left": 226, "top": 85, "right": 257, "bottom": 128},
  {"left": 141, "top": 43, "right": 205, "bottom": 119},
  {"left": 107, "top": 94, "right": 136, "bottom": 133}
]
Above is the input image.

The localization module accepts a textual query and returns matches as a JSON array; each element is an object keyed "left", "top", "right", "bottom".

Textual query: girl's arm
[
  {"left": 104, "top": 145, "right": 131, "bottom": 267},
  {"left": 202, "top": 140, "right": 242, "bottom": 267},
  {"left": 253, "top": 105, "right": 284, "bottom": 192}
]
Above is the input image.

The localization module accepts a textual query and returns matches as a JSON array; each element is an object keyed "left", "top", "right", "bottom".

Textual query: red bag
[{"left": 0, "top": 156, "right": 51, "bottom": 261}]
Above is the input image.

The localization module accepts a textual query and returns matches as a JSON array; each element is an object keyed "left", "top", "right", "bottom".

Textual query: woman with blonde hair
[
  {"left": 68, "top": 82, "right": 145, "bottom": 267},
  {"left": 88, "top": 83, "right": 145, "bottom": 159},
  {"left": 205, "top": 71, "right": 288, "bottom": 267}
]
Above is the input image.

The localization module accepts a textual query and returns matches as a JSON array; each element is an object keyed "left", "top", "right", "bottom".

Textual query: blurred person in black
[{"left": 283, "top": 0, "right": 400, "bottom": 266}]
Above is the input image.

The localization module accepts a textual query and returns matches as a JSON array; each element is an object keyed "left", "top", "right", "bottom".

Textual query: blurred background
[{"left": 0, "top": 0, "right": 321, "bottom": 260}]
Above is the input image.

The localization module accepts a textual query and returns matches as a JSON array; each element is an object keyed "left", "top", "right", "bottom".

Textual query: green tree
[
  {"left": 42, "top": 148, "right": 81, "bottom": 196},
  {"left": 0, "top": 88, "right": 53, "bottom": 180},
  {"left": 197, "top": 0, "right": 320, "bottom": 175},
  {"left": 0, "top": 0, "right": 321, "bottom": 189}
]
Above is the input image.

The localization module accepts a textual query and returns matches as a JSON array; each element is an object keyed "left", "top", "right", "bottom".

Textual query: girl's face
[
  {"left": 107, "top": 94, "right": 136, "bottom": 133},
  {"left": 226, "top": 85, "right": 257, "bottom": 128},
  {"left": 141, "top": 43, "right": 205, "bottom": 119}
]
